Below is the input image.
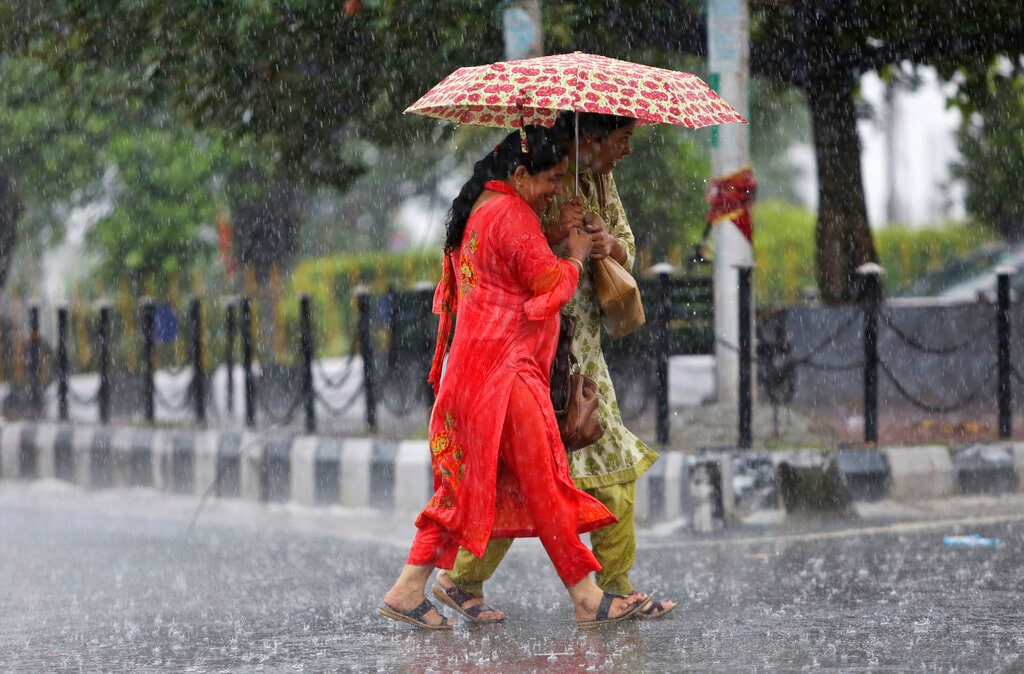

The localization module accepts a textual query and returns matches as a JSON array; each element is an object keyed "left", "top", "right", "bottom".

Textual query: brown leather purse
[{"left": 550, "top": 315, "right": 605, "bottom": 451}]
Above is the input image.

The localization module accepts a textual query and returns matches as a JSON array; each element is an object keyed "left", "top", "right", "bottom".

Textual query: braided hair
[{"left": 443, "top": 126, "right": 566, "bottom": 254}]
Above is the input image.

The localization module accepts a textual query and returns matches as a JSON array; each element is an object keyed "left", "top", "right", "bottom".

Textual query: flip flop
[
  {"left": 432, "top": 583, "right": 505, "bottom": 623},
  {"left": 636, "top": 598, "right": 677, "bottom": 620},
  {"left": 577, "top": 591, "right": 652, "bottom": 629},
  {"left": 378, "top": 599, "right": 455, "bottom": 630}
]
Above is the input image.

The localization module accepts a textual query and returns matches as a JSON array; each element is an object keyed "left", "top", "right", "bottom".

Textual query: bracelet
[{"left": 567, "top": 256, "right": 585, "bottom": 274}]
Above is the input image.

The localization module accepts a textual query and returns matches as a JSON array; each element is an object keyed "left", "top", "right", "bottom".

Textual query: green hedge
[
  {"left": 752, "top": 199, "right": 996, "bottom": 306},
  {"left": 287, "top": 204, "right": 997, "bottom": 356}
]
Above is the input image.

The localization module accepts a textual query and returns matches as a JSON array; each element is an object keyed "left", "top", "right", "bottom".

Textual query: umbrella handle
[{"left": 574, "top": 111, "right": 580, "bottom": 197}]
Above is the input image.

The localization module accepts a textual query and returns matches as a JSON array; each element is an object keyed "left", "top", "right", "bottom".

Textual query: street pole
[{"left": 708, "top": 0, "right": 753, "bottom": 405}]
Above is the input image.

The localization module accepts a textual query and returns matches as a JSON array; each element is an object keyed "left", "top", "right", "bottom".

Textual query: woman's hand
[
  {"left": 566, "top": 224, "right": 593, "bottom": 265},
  {"left": 546, "top": 196, "right": 584, "bottom": 244},
  {"left": 583, "top": 212, "right": 626, "bottom": 263}
]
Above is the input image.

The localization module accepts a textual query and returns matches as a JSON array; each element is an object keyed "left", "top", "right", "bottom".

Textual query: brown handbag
[
  {"left": 593, "top": 256, "right": 646, "bottom": 340},
  {"left": 550, "top": 315, "right": 605, "bottom": 452}
]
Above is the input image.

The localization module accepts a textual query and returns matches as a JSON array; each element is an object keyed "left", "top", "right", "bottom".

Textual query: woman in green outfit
[{"left": 433, "top": 112, "right": 676, "bottom": 622}]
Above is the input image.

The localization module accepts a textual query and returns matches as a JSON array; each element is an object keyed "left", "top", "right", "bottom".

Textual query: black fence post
[
  {"left": 649, "top": 262, "right": 675, "bottom": 446},
  {"left": 56, "top": 306, "right": 69, "bottom": 422},
  {"left": 98, "top": 304, "right": 111, "bottom": 424},
  {"left": 224, "top": 301, "right": 237, "bottom": 420},
  {"left": 27, "top": 303, "right": 43, "bottom": 419},
  {"left": 140, "top": 299, "right": 155, "bottom": 423},
  {"left": 737, "top": 265, "right": 754, "bottom": 449},
  {"left": 414, "top": 280, "right": 437, "bottom": 413},
  {"left": 858, "top": 263, "right": 883, "bottom": 446},
  {"left": 354, "top": 285, "right": 377, "bottom": 431},
  {"left": 996, "top": 268, "right": 1012, "bottom": 439},
  {"left": 190, "top": 297, "right": 206, "bottom": 427},
  {"left": 300, "top": 294, "right": 316, "bottom": 434},
  {"left": 240, "top": 296, "right": 256, "bottom": 428}
]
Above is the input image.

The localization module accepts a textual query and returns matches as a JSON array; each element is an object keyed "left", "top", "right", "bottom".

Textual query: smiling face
[
  {"left": 514, "top": 157, "right": 569, "bottom": 215},
  {"left": 581, "top": 122, "right": 636, "bottom": 174}
]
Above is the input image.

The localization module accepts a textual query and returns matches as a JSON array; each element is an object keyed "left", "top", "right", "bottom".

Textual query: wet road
[{"left": 2, "top": 481, "right": 1023, "bottom": 672}]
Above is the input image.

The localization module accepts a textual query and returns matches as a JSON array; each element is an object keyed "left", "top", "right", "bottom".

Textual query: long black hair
[{"left": 443, "top": 126, "right": 566, "bottom": 254}]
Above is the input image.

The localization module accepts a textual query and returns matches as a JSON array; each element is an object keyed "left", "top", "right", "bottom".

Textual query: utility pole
[{"left": 708, "top": 0, "right": 753, "bottom": 405}]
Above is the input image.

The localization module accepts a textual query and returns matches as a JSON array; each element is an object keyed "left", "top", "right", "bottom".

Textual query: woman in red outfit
[{"left": 380, "top": 127, "right": 650, "bottom": 630}]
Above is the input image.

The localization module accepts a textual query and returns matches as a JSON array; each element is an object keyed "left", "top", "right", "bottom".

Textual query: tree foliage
[
  {"left": 10, "top": 0, "right": 1024, "bottom": 303},
  {"left": 952, "top": 64, "right": 1024, "bottom": 241}
]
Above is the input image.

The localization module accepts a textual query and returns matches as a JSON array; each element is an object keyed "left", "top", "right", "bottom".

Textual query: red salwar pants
[{"left": 407, "top": 376, "right": 602, "bottom": 588}]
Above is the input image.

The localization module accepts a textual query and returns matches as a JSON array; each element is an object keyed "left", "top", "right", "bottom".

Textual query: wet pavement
[{"left": 2, "top": 481, "right": 1023, "bottom": 672}]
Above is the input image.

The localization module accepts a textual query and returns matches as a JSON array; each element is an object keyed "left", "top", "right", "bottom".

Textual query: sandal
[
  {"left": 432, "top": 583, "right": 505, "bottom": 623},
  {"left": 378, "top": 599, "right": 455, "bottom": 630},
  {"left": 636, "top": 597, "right": 677, "bottom": 620},
  {"left": 577, "top": 591, "right": 651, "bottom": 629}
]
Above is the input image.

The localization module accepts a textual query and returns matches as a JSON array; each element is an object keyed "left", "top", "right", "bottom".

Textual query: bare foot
[{"left": 435, "top": 572, "right": 505, "bottom": 622}]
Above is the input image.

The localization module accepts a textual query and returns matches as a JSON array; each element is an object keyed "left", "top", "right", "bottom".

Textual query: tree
[
  {"left": 33, "top": 1, "right": 1024, "bottom": 302},
  {"left": 0, "top": 55, "right": 116, "bottom": 293},
  {"left": 951, "top": 65, "right": 1024, "bottom": 241},
  {"left": 88, "top": 127, "right": 232, "bottom": 294},
  {"left": 547, "top": 1, "right": 1024, "bottom": 301},
  {"left": 746, "top": 0, "right": 1024, "bottom": 301}
]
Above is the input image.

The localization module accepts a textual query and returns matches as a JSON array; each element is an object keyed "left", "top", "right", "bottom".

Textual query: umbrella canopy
[{"left": 405, "top": 51, "right": 746, "bottom": 130}]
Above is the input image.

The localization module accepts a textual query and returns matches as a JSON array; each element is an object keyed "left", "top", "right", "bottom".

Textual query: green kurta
[{"left": 544, "top": 166, "right": 659, "bottom": 490}]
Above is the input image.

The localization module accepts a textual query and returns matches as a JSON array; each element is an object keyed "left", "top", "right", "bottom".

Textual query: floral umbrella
[{"left": 405, "top": 51, "right": 746, "bottom": 131}]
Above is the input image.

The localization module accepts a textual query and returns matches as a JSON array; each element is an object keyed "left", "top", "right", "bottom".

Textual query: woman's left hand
[{"left": 583, "top": 212, "right": 625, "bottom": 263}]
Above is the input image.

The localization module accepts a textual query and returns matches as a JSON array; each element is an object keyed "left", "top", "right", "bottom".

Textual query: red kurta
[{"left": 418, "top": 184, "right": 616, "bottom": 561}]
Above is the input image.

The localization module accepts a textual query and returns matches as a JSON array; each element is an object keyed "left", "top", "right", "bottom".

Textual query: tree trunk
[
  {"left": 0, "top": 172, "right": 23, "bottom": 291},
  {"left": 809, "top": 68, "right": 878, "bottom": 303}
]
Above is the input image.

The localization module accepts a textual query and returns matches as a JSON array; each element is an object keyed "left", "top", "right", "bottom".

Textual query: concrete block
[
  {"left": 884, "top": 445, "right": 956, "bottom": 501},
  {"left": 0, "top": 422, "right": 23, "bottom": 479},
  {"left": 151, "top": 431, "right": 173, "bottom": 492},
  {"left": 88, "top": 427, "right": 118, "bottom": 489},
  {"left": 121, "top": 428, "right": 155, "bottom": 487},
  {"left": 238, "top": 431, "right": 266, "bottom": 502},
  {"left": 687, "top": 459, "right": 724, "bottom": 533},
  {"left": 774, "top": 450, "right": 852, "bottom": 515},
  {"left": 290, "top": 436, "right": 319, "bottom": 507},
  {"left": 17, "top": 423, "right": 39, "bottom": 479},
  {"left": 53, "top": 425, "right": 75, "bottom": 482},
  {"left": 340, "top": 439, "right": 373, "bottom": 508},
  {"left": 955, "top": 444, "right": 1017, "bottom": 494},
  {"left": 1012, "top": 443, "right": 1024, "bottom": 493},
  {"left": 265, "top": 436, "right": 294, "bottom": 503},
  {"left": 193, "top": 431, "right": 220, "bottom": 498},
  {"left": 636, "top": 458, "right": 664, "bottom": 526},
  {"left": 71, "top": 426, "right": 96, "bottom": 488},
  {"left": 393, "top": 441, "right": 431, "bottom": 514},
  {"left": 215, "top": 432, "right": 245, "bottom": 498},
  {"left": 314, "top": 438, "right": 344, "bottom": 505},
  {"left": 33, "top": 423, "right": 60, "bottom": 479},
  {"left": 661, "top": 450, "right": 687, "bottom": 521},
  {"left": 370, "top": 441, "right": 399, "bottom": 510},
  {"left": 835, "top": 447, "right": 890, "bottom": 501}
]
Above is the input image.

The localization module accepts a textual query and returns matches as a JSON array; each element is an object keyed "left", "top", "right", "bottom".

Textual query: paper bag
[{"left": 592, "top": 257, "right": 645, "bottom": 340}]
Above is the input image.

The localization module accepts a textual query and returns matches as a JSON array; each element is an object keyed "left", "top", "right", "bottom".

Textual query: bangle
[{"left": 567, "top": 256, "right": 584, "bottom": 274}]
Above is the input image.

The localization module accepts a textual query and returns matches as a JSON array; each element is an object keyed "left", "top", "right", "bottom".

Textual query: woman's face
[
  {"left": 515, "top": 157, "right": 569, "bottom": 215},
  {"left": 583, "top": 122, "right": 636, "bottom": 174}
]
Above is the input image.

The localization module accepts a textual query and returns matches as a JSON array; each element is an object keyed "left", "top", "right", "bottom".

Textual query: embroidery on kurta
[
  {"left": 459, "top": 230, "right": 480, "bottom": 298},
  {"left": 428, "top": 410, "right": 465, "bottom": 510}
]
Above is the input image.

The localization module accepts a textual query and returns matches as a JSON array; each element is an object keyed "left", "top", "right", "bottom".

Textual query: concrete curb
[{"left": 2, "top": 422, "right": 1021, "bottom": 527}]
